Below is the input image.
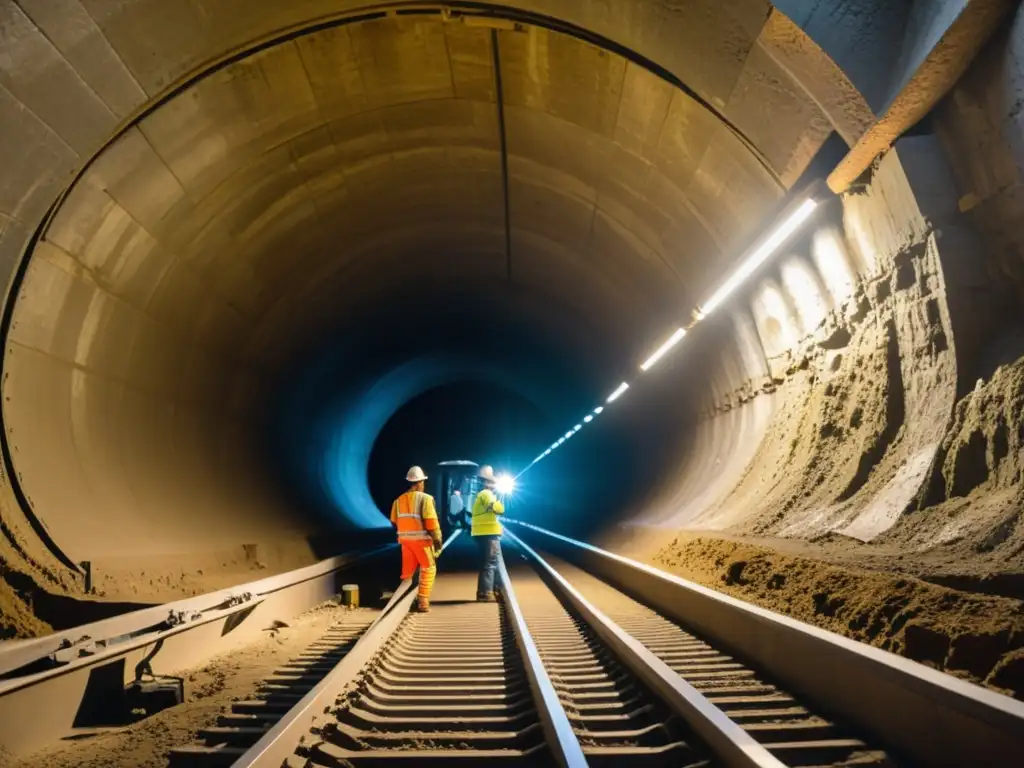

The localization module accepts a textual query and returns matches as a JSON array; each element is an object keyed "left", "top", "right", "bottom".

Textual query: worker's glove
[{"left": 432, "top": 537, "right": 442, "bottom": 557}]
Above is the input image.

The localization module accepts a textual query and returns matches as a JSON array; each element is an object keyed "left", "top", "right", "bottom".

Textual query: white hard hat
[
  {"left": 478, "top": 465, "right": 495, "bottom": 482},
  {"left": 406, "top": 466, "right": 427, "bottom": 482}
]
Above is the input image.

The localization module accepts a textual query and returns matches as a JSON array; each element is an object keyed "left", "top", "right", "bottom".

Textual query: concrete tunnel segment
[{"left": 0, "top": 0, "right": 1015, "bottom": 597}]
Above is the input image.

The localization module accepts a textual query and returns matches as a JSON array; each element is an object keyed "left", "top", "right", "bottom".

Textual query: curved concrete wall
[
  {"left": 1, "top": 4, "right": 845, "bottom": 574},
  {"left": 0, "top": 0, "right": 1016, "bottom": 630}
]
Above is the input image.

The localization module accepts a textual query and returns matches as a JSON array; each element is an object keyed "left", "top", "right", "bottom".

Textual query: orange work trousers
[{"left": 400, "top": 539, "right": 437, "bottom": 601}]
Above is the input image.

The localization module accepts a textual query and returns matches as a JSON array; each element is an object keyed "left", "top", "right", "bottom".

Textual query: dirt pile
[
  {"left": 939, "top": 345, "right": 1024, "bottom": 510},
  {"left": 1, "top": 486, "right": 82, "bottom": 639},
  {"left": 850, "top": 341, "right": 1024, "bottom": 577},
  {"left": 0, "top": 573, "right": 51, "bottom": 639},
  {"left": 652, "top": 532, "right": 1024, "bottom": 699}
]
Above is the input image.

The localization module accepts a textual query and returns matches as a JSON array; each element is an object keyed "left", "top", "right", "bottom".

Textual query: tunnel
[{"left": 1, "top": 0, "right": 1024, "bottom": 699}]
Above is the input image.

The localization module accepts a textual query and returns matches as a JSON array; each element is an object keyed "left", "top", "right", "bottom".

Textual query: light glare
[
  {"left": 640, "top": 327, "right": 686, "bottom": 371},
  {"left": 495, "top": 473, "right": 516, "bottom": 495},
  {"left": 606, "top": 382, "right": 630, "bottom": 403},
  {"left": 702, "top": 198, "right": 817, "bottom": 316},
  {"left": 516, "top": 195, "right": 822, "bottom": 479}
]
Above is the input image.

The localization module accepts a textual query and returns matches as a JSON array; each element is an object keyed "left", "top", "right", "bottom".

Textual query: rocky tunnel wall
[{"left": 591, "top": 5, "right": 1024, "bottom": 565}]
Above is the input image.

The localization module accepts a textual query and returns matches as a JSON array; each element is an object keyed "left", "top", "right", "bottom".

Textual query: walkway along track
[{"left": 507, "top": 522, "right": 1024, "bottom": 767}]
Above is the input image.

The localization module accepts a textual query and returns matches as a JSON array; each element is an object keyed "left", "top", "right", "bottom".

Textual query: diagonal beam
[{"left": 828, "top": 0, "right": 1015, "bottom": 192}]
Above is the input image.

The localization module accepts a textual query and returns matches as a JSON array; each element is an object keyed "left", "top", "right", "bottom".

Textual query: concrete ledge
[{"left": 0, "top": 543, "right": 396, "bottom": 757}]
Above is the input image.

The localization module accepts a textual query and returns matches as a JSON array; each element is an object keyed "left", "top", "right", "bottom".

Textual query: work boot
[{"left": 476, "top": 592, "right": 497, "bottom": 602}]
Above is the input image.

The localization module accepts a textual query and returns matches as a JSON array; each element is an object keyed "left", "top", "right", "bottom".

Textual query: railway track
[
  {"left": 223, "top": 531, "right": 1024, "bottom": 767},
  {"left": 506, "top": 522, "right": 1024, "bottom": 767},
  {"left": 229, "top": 537, "right": 769, "bottom": 767},
  {"left": 169, "top": 609, "right": 378, "bottom": 766},
  {"left": 5, "top": 526, "right": 1024, "bottom": 766},
  {"left": 304, "top": 573, "right": 550, "bottom": 765},
  {"left": 521, "top": 554, "right": 892, "bottom": 766},
  {"left": 509, "top": 566, "right": 706, "bottom": 766}
]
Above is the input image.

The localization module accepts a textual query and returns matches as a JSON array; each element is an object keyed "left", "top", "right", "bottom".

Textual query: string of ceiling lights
[{"left": 515, "top": 195, "right": 821, "bottom": 479}]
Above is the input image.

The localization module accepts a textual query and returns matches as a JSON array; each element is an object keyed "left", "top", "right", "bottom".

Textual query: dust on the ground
[
  {"left": 1, "top": 535, "right": 325, "bottom": 640},
  {"left": 0, "top": 577, "right": 51, "bottom": 639},
  {"left": 8, "top": 602, "right": 374, "bottom": 768},
  {"left": 650, "top": 531, "right": 1024, "bottom": 700}
]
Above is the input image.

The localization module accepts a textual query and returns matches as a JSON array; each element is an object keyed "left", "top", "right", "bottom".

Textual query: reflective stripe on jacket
[
  {"left": 471, "top": 488, "right": 504, "bottom": 536},
  {"left": 390, "top": 491, "right": 440, "bottom": 541}
]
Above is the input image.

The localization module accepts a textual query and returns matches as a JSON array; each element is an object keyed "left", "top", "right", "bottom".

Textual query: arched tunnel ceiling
[
  {"left": 0, "top": 3, "right": 845, "bottom": 564},
  {"left": 12, "top": 10, "right": 839, "bottom": 359}
]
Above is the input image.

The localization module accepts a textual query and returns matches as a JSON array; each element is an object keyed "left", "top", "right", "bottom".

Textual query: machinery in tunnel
[{"left": 434, "top": 459, "right": 481, "bottom": 533}]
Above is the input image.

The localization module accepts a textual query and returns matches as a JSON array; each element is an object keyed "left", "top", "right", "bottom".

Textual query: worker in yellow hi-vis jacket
[
  {"left": 390, "top": 466, "right": 442, "bottom": 612},
  {"left": 471, "top": 465, "right": 504, "bottom": 601}
]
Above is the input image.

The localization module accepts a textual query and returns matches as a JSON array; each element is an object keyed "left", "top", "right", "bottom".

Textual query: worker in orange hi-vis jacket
[{"left": 389, "top": 466, "right": 443, "bottom": 612}]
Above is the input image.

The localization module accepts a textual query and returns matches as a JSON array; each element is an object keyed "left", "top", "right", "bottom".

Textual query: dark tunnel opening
[{"left": 366, "top": 381, "right": 548, "bottom": 513}]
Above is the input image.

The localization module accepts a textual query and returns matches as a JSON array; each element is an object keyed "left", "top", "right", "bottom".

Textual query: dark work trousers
[{"left": 475, "top": 534, "right": 502, "bottom": 596}]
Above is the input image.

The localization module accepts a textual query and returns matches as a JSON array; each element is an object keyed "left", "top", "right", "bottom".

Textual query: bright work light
[
  {"left": 495, "top": 473, "right": 515, "bottom": 495},
  {"left": 606, "top": 382, "right": 630, "bottom": 403},
  {"left": 516, "top": 194, "right": 821, "bottom": 479},
  {"left": 640, "top": 327, "right": 686, "bottom": 371},
  {"left": 701, "top": 198, "right": 818, "bottom": 316}
]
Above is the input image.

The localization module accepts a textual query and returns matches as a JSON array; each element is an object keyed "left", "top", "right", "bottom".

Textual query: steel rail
[
  {"left": 510, "top": 520, "right": 1024, "bottom": 766},
  {"left": 232, "top": 529, "right": 462, "bottom": 767},
  {"left": 496, "top": 549, "right": 588, "bottom": 767},
  {"left": 506, "top": 529, "right": 785, "bottom": 768},
  {"left": 0, "top": 540, "right": 395, "bottom": 758},
  {"left": 0, "top": 541, "right": 395, "bottom": 677}
]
